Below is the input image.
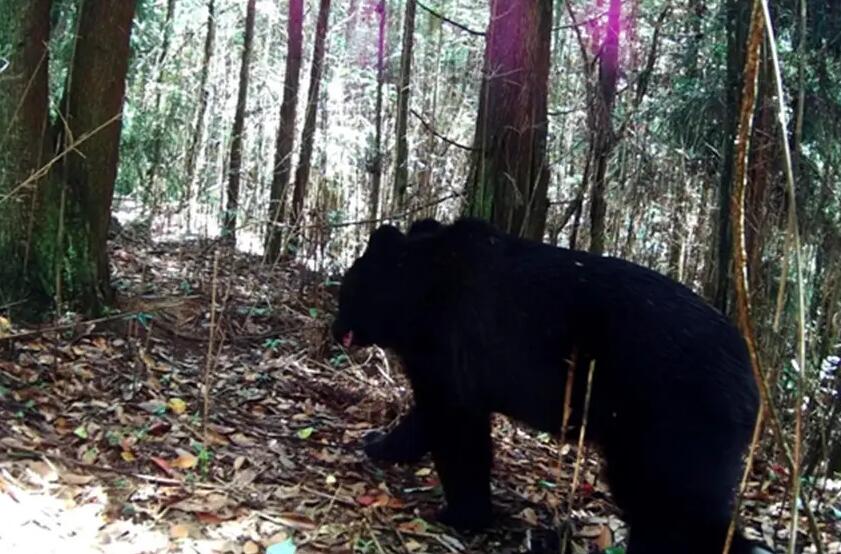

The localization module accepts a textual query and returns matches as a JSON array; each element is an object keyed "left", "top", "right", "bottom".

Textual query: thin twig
[
  {"left": 561, "top": 359, "right": 595, "bottom": 554},
  {"left": 410, "top": 108, "right": 476, "bottom": 151},
  {"left": 202, "top": 250, "right": 219, "bottom": 444},
  {"left": 0, "top": 310, "right": 141, "bottom": 344},
  {"left": 0, "top": 113, "right": 123, "bottom": 207},
  {"left": 416, "top": 0, "right": 484, "bottom": 36},
  {"left": 759, "top": 0, "right": 809, "bottom": 550}
]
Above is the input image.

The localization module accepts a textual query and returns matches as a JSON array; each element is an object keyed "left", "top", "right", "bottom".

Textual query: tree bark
[
  {"left": 183, "top": 0, "right": 216, "bottom": 227},
  {"left": 223, "top": 0, "right": 257, "bottom": 244},
  {"left": 290, "top": 0, "right": 331, "bottom": 236},
  {"left": 145, "top": 0, "right": 177, "bottom": 215},
  {"left": 368, "top": 0, "right": 386, "bottom": 232},
  {"left": 587, "top": 0, "right": 621, "bottom": 255},
  {"left": 0, "top": 0, "right": 51, "bottom": 309},
  {"left": 265, "top": 0, "right": 304, "bottom": 259},
  {"left": 393, "top": 0, "right": 417, "bottom": 212},
  {"left": 713, "top": 0, "right": 751, "bottom": 314},
  {"left": 36, "top": 0, "right": 137, "bottom": 314},
  {"left": 465, "top": 0, "right": 552, "bottom": 240}
]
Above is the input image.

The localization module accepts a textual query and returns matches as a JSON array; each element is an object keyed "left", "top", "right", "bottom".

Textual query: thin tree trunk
[
  {"left": 418, "top": 9, "right": 443, "bottom": 219},
  {"left": 587, "top": 0, "right": 621, "bottom": 255},
  {"left": 223, "top": 0, "right": 257, "bottom": 244},
  {"left": 289, "top": 0, "right": 331, "bottom": 235},
  {"left": 184, "top": 0, "right": 216, "bottom": 229},
  {"left": 393, "top": 0, "right": 416, "bottom": 212},
  {"left": 713, "top": 0, "right": 751, "bottom": 313},
  {"left": 466, "top": 0, "right": 553, "bottom": 240},
  {"left": 265, "top": 0, "right": 303, "bottom": 259},
  {"left": 368, "top": 0, "right": 386, "bottom": 232},
  {"left": 145, "top": 0, "right": 176, "bottom": 216},
  {"left": 0, "top": 0, "right": 51, "bottom": 310}
]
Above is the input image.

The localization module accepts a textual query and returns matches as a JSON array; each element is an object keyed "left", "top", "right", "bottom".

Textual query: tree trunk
[
  {"left": 290, "top": 0, "right": 331, "bottom": 236},
  {"left": 466, "top": 0, "right": 552, "bottom": 240},
  {"left": 36, "top": 0, "right": 137, "bottom": 314},
  {"left": 223, "top": 0, "right": 257, "bottom": 244},
  {"left": 417, "top": 8, "right": 443, "bottom": 220},
  {"left": 265, "top": 0, "right": 304, "bottom": 259},
  {"left": 368, "top": 0, "right": 386, "bottom": 232},
  {"left": 0, "top": 0, "right": 51, "bottom": 310},
  {"left": 713, "top": 0, "right": 751, "bottom": 314},
  {"left": 393, "top": 0, "right": 416, "bottom": 213},
  {"left": 145, "top": 0, "right": 177, "bottom": 216},
  {"left": 587, "top": 0, "right": 621, "bottom": 255},
  {"left": 183, "top": 0, "right": 216, "bottom": 228}
]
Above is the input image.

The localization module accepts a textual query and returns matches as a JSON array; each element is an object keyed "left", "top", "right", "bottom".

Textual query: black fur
[{"left": 332, "top": 218, "right": 763, "bottom": 554}]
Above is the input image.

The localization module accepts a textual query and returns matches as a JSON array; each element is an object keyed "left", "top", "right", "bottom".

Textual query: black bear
[{"left": 332, "top": 218, "right": 764, "bottom": 554}]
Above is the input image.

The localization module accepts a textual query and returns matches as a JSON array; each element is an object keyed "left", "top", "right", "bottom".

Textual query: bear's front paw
[{"left": 437, "top": 503, "right": 492, "bottom": 530}]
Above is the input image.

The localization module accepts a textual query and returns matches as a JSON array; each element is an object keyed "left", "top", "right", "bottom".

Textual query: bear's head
[{"left": 332, "top": 224, "right": 410, "bottom": 349}]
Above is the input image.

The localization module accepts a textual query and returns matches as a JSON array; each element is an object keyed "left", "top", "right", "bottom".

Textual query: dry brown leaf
[
  {"left": 276, "top": 512, "right": 317, "bottom": 531},
  {"left": 517, "top": 507, "right": 539, "bottom": 526},
  {"left": 170, "top": 523, "right": 190, "bottom": 539},
  {"left": 594, "top": 525, "right": 613, "bottom": 550},
  {"left": 170, "top": 452, "right": 198, "bottom": 470},
  {"left": 60, "top": 472, "right": 95, "bottom": 485},
  {"left": 230, "top": 432, "right": 255, "bottom": 446}
]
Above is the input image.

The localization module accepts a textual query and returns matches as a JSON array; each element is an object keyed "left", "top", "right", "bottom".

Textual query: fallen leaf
[
  {"left": 170, "top": 524, "right": 190, "bottom": 539},
  {"left": 196, "top": 511, "right": 228, "bottom": 524},
  {"left": 139, "top": 400, "right": 167, "bottom": 414},
  {"left": 517, "top": 507, "right": 539, "bottom": 526},
  {"left": 171, "top": 452, "right": 198, "bottom": 470},
  {"left": 150, "top": 456, "right": 176, "bottom": 476},
  {"left": 296, "top": 427, "right": 314, "bottom": 440},
  {"left": 26, "top": 461, "right": 58, "bottom": 482},
  {"left": 121, "top": 450, "right": 136, "bottom": 462},
  {"left": 275, "top": 512, "right": 317, "bottom": 531},
  {"left": 61, "top": 472, "right": 95, "bottom": 485},
  {"left": 398, "top": 519, "right": 429, "bottom": 534},
  {"left": 0, "top": 316, "right": 11, "bottom": 337},
  {"left": 594, "top": 525, "right": 613, "bottom": 550},
  {"left": 356, "top": 495, "right": 377, "bottom": 507},
  {"left": 230, "top": 433, "right": 255, "bottom": 446},
  {"left": 168, "top": 397, "right": 187, "bottom": 415}
]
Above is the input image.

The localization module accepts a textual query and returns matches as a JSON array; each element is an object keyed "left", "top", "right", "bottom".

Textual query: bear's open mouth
[{"left": 342, "top": 330, "right": 354, "bottom": 348}]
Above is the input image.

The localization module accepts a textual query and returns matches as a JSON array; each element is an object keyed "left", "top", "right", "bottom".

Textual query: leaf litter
[{"left": 0, "top": 233, "right": 837, "bottom": 553}]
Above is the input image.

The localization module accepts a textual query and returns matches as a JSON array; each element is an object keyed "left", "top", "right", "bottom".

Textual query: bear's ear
[
  {"left": 366, "top": 224, "right": 406, "bottom": 257},
  {"left": 408, "top": 218, "right": 443, "bottom": 237}
]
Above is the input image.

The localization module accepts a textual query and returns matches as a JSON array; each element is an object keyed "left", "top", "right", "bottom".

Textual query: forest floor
[{"left": 0, "top": 227, "right": 837, "bottom": 553}]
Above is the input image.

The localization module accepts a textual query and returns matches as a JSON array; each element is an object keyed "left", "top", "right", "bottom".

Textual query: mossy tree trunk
[
  {"left": 32, "top": 0, "right": 137, "bottom": 315},
  {"left": 465, "top": 0, "right": 552, "bottom": 241},
  {"left": 0, "top": 0, "right": 51, "bottom": 308}
]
